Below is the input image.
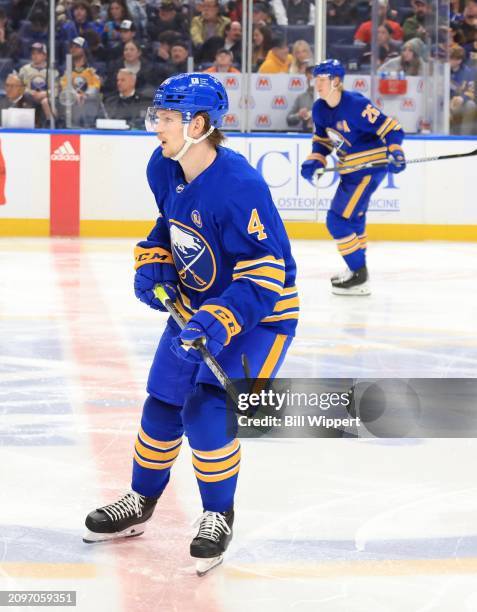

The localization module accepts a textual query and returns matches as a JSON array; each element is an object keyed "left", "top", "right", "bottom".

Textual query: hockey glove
[
  {"left": 135, "top": 275, "right": 177, "bottom": 311},
  {"left": 134, "top": 241, "right": 178, "bottom": 311},
  {"left": 388, "top": 145, "right": 406, "bottom": 174},
  {"left": 301, "top": 159, "right": 324, "bottom": 185},
  {"left": 171, "top": 309, "right": 228, "bottom": 363}
]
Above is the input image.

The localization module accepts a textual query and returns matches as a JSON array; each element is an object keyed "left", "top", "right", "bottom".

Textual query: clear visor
[
  {"left": 145, "top": 107, "right": 185, "bottom": 132},
  {"left": 145, "top": 107, "right": 160, "bottom": 132}
]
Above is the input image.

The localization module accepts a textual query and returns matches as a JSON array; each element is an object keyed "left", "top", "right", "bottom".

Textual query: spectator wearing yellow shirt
[
  {"left": 190, "top": 0, "right": 230, "bottom": 48},
  {"left": 60, "top": 37, "right": 101, "bottom": 100},
  {"left": 258, "top": 33, "right": 292, "bottom": 73}
]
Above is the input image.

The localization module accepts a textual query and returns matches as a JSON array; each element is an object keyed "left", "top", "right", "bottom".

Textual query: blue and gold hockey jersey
[
  {"left": 141, "top": 145, "right": 299, "bottom": 338},
  {"left": 309, "top": 90, "right": 405, "bottom": 175}
]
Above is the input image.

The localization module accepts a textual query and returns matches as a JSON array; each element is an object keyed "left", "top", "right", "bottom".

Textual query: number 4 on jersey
[{"left": 248, "top": 208, "right": 267, "bottom": 240}]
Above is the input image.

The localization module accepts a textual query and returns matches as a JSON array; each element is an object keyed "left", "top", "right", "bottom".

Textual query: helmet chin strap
[
  {"left": 171, "top": 123, "right": 216, "bottom": 162},
  {"left": 323, "top": 77, "right": 340, "bottom": 103}
]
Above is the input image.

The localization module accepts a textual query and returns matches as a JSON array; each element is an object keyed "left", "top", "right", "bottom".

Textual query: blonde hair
[{"left": 289, "top": 40, "right": 312, "bottom": 74}]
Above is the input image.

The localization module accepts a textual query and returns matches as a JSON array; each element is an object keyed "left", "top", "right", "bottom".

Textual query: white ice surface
[{"left": 1, "top": 238, "right": 477, "bottom": 612}]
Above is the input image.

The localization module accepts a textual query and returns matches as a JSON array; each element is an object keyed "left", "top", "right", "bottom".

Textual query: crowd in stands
[{"left": 0, "top": 0, "right": 474, "bottom": 132}]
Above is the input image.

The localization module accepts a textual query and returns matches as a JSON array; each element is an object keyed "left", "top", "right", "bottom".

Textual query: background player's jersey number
[
  {"left": 248, "top": 208, "right": 267, "bottom": 240},
  {"left": 362, "top": 104, "right": 380, "bottom": 124}
]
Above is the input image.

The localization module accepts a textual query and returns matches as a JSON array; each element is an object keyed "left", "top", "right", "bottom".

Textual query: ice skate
[
  {"left": 330, "top": 267, "right": 350, "bottom": 282},
  {"left": 83, "top": 490, "right": 159, "bottom": 543},
  {"left": 190, "top": 509, "right": 234, "bottom": 576},
  {"left": 331, "top": 266, "right": 371, "bottom": 296}
]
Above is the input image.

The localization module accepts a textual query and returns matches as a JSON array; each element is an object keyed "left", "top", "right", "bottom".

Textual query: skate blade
[
  {"left": 195, "top": 555, "right": 224, "bottom": 576},
  {"left": 82, "top": 525, "right": 146, "bottom": 543},
  {"left": 332, "top": 283, "right": 371, "bottom": 296}
]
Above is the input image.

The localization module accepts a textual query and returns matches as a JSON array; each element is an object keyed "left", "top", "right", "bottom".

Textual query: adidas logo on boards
[{"left": 51, "top": 140, "right": 80, "bottom": 161}]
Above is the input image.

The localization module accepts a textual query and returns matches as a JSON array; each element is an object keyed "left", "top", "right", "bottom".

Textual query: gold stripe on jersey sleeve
[
  {"left": 261, "top": 312, "right": 299, "bottom": 323},
  {"left": 234, "top": 256, "right": 285, "bottom": 271},
  {"left": 376, "top": 117, "right": 393, "bottom": 137},
  {"left": 273, "top": 296, "right": 300, "bottom": 312},
  {"left": 379, "top": 119, "right": 400, "bottom": 139},
  {"left": 236, "top": 277, "right": 283, "bottom": 294},
  {"left": 233, "top": 265, "right": 286, "bottom": 284}
]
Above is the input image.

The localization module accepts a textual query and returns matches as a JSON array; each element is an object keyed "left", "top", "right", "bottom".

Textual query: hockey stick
[
  {"left": 153, "top": 284, "right": 244, "bottom": 409},
  {"left": 316, "top": 148, "right": 477, "bottom": 175}
]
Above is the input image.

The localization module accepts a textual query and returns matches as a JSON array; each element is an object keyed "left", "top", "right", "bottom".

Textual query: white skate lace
[
  {"left": 102, "top": 491, "right": 145, "bottom": 522},
  {"left": 193, "top": 511, "right": 231, "bottom": 542},
  {"left": 333, "top": 268, "right": 353, "bottom": 283}
]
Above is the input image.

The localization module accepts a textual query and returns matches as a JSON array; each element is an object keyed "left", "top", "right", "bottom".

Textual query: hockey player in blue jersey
[
  {"left": 83, "top": 73, "right": 299, "bottom": 575},
  {"left": 301, "top": 59, "right": 406, "bottom": 295}
]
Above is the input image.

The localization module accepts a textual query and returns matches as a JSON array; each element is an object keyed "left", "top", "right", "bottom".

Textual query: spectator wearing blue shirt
[
  {"left": 60, "top": 1, "right": 99, "bottom": 46},
  {"left": 103, "top": 0, "right": 133, "bottom": 46}
]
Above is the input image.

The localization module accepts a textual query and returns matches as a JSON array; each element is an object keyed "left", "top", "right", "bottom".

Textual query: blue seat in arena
[
  {"left": 18, "top": 19, "right": 32, "bottom": 38},
  {"left": 286, "top": 24, "right": 314, "bottom": 45},
  {"left": 17, "top": 58, "right": 31, "bottom": 69},
  {"left": 326, "top": 25, "right": 356, "bottom": 45},
  {"left": 330, "top": 43, "right": 365, "bottom": 71},
  {"left": 21, "top": 38, "right": 33, "bottom": 58},
  {"left": 0, "top": 58, "right": 14, "bottom": 82}
]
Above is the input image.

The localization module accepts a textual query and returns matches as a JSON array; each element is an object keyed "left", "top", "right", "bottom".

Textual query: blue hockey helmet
[
  {"left": 313, "top": 59, "right": 345, "bottom": 81},
  {"left": 150, "top": 72, "right": 229, "bottom": 127}
]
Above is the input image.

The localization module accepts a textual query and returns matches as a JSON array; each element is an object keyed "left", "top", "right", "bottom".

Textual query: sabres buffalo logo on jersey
[
  {"left": 169, "top": 219, "right": 216, "bottom": 292},
  {"left": 325, "top": 127, "right": 351, "bottom": 151}
]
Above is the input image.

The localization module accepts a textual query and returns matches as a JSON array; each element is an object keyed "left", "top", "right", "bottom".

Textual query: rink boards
[{"left": 0, "top": 130, "right": 476, "bottom": 240}]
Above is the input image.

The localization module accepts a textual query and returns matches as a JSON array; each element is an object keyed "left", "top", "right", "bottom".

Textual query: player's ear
[{"left": 191, "top": 113, "right": 206, "bottom": 137}]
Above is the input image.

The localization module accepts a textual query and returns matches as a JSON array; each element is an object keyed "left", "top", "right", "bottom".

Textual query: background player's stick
[
  {"left": 316, "top": 147, "right": 477, "bottom": 175},
  {"left": 153, "top": 284, "right": 243, "bottom": 408}
]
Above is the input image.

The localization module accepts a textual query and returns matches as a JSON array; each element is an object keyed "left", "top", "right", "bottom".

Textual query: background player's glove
[
  {"left": 301, "top": 159, "right": 324, "bottom": 185},
  {"left": 388, "top": 145, "right": 406, "bottom": 174},
  {"left": 134, "top": 240, "right": 178, "bottom": 311},
  {"left": 171, "top": 309, "right": 228, "bottom": 363}
]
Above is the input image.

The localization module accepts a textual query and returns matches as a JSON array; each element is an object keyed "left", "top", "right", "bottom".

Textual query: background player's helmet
[
  {"left": 150, "top": 73, "right": 229, "bottom": 127},
  {"left": 313, "top": 59, "right": 345, "bottom": 81}
]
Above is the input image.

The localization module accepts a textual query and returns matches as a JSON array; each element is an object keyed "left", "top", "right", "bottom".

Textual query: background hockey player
[
  {"left": 301, "top": 59, "right": 406, "bottom": 295},
  {"left": 83, "top": 73, "right": 299, "bottom": 575}
]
